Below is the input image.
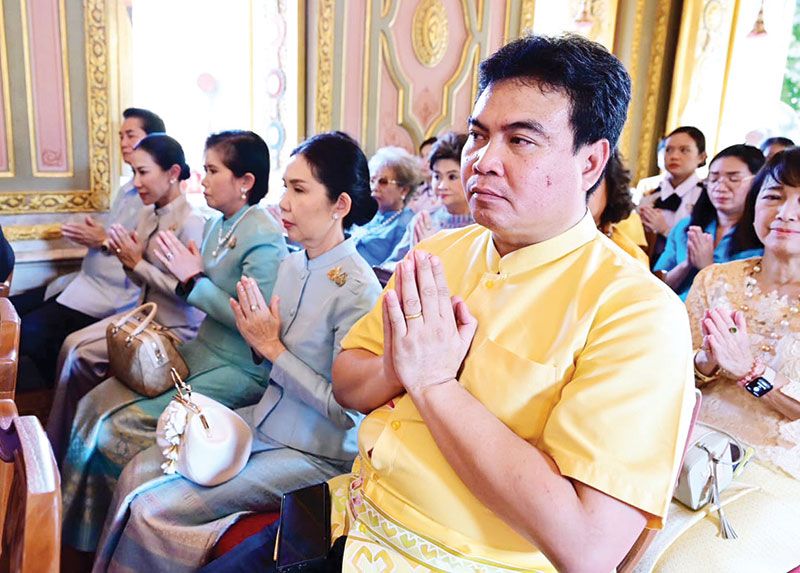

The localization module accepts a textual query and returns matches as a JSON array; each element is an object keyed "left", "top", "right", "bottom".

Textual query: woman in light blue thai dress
[
  {"left": 60, "top": 131, "right": 287, "bottom": 553},
  {"left": 351, "top": 146, "right": 420, "bottom": 266},
  {"left": 91, "top": 131, "right": 382, "bottom": 572}
]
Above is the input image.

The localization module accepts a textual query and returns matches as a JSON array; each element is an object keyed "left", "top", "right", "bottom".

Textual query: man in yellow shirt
[{"left": 331, "top": 34, "right": 695, "bottom": 572}]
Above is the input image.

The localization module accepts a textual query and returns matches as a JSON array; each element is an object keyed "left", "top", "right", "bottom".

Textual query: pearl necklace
[
  {"left": 741, "top": 258, "right": 800, "bottom": 357},
  {"left": 359, "top": 209, "right": 403, "bottom": 237},
  {"left": 211, "top": 205, "right": 258, "bottom": 258}
]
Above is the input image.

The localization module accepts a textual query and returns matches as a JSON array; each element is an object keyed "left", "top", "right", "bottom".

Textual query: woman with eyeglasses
[
  {"left": 655, "top": 145, "right": 766, "bottom": 299},
  {"left": 350, "top": 146, "right": 420, "bottom": 266}
]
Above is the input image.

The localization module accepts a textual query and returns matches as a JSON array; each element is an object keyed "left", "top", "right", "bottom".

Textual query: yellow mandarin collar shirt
[{"left": 341, "top": 212, "right": 695, "bottom": 571}]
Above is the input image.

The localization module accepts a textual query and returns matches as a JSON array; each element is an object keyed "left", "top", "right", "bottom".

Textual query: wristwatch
[
  {"left": 175, "top": 272, "right": 207, "bottom": 299},
  {"left": 744, "top": 365, "right": 777, "bottom": 398}
]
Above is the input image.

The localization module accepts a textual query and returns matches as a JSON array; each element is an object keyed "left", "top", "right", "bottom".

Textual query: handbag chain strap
[{"left": 170, "top": 368, "right": 210, "bottom": 431}]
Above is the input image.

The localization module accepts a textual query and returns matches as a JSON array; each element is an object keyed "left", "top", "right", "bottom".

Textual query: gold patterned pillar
[{"left": 614, "top": 0, "right": 683, "bottom": 183}]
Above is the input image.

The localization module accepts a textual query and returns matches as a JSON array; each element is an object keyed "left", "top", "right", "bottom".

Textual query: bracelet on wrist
[
  {"left": 736, "top": 358, "right": 765, "bottom": 388},
  {"left": 693, "top": 351, "right": 719, "bottom": 384}
]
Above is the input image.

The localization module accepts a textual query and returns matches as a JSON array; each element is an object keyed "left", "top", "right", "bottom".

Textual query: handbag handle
[
  {"left": 112, "top": 302, "right": 158, "bottom": 339},
  {"left": 692, "top": 422, "right": 746, "bottom": 467},
  {"left": 170, "top": 368, "right": 210, "bottom": 432}
]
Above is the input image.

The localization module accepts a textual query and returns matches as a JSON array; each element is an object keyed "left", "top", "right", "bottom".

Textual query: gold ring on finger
[
  {"left": 115, "top": 248, "right": 121, "bottom": 254},
  {"left": 404, "top": 312, "right": 423, "bottom": 320}
]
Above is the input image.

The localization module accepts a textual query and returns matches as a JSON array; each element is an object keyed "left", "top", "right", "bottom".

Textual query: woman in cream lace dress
[{"left": 645, "top": 148, "right": 800, "bottom": 572}]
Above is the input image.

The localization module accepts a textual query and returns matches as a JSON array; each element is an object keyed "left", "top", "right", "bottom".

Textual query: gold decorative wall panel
[
  {"left": 20, "top": 0, "right": 74, "bottom": 177},
  {"left": 412, "top": 0, "right": 449, "bottom": 67},
  {"left": 4, "top": 223, "right": 62, "bottom": 242},
  {"left": 315, "top": 0, "right": 335, "bottom": 133},
  {"left": 0, "top": 0, "right": 14, "bottom": 178},
  {"left": 635, "top": 0, "right": 675, "bottom": 182},
  {"left": 0, "top": 0, "right": 114, "bottom": 216},
  {"left": 667, "top": 0, "right": 737, "bottom": 154},
  {"left": 346, "top": 0, "right": 507, "bottom": 154},
  {"left": 520, "top": 0, "right": 535, "bottom": 34}
]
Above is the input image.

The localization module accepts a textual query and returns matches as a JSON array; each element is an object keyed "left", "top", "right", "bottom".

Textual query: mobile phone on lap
[{"left": 275, "top": 483, "right": 331, "bottom": 572}]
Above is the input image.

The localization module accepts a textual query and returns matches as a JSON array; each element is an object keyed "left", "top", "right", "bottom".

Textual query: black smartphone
[{"left": 275, "top": 483, "right": 331, "bottom": 573}]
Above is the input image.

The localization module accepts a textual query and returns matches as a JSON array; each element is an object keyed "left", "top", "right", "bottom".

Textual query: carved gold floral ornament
[{"left": 412, "top": 0, "right": 448, "bottom": 68}]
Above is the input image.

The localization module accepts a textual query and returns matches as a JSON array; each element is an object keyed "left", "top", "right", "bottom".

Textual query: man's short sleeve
[
  {"left": 340, "top": 287, "right": 388, "bottom": 356},
  {"left": 540, "top": 285, "right": 695, "bottom": 528}
]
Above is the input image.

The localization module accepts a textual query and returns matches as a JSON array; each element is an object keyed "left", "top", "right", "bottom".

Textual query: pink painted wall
[
  {"left": 336, "top": 0, "right": 511, "bottom": 153},
  {"left": 27, "top": 0, "right": 70, "bottom": 173},
  {"left": 341, "top": 0, "right": 366, "bottom": 140}
]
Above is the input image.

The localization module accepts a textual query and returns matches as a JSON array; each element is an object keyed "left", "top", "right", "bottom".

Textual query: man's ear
[{"left": 582, "top": 139, "right": 610, "bottom": 194}]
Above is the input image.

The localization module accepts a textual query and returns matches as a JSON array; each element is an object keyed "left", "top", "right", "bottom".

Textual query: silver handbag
[{"left": 673, "top": 422, "right": 747, "bottom": 539}]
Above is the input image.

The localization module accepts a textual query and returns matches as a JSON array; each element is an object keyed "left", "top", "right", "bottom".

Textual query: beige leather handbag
[{"left": 107, "top": 302, "right": 188, "bottom": 397}]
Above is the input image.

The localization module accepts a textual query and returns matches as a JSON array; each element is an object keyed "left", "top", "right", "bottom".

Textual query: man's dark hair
[
  {"left": 477, "top": 34, "right": 631, "bottom": 152},
  {"left": 759, "top": 136, "right": 795, "bottom": 154},
  {"left": 123, "top": 107, "right": 166, "bottom": 134}
]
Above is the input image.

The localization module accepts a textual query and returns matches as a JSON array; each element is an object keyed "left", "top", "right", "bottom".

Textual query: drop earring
[{"left": 240, "top": 187, "right": 247, "bottom": 200}]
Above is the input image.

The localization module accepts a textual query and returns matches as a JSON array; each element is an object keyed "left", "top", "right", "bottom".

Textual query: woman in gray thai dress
[
  {"left": 92, "top": 132, "right": 382, "bottom": 572},
  {"left": 60, "top": 131, "right": 287, "bottom": 553}
]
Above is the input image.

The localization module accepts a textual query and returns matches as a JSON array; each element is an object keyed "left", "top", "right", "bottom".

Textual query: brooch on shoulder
[{"left": 327, "top": 266, "right": 348, "bottom": 287}]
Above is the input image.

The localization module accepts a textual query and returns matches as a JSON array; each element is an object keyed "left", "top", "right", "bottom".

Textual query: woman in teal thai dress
[
  {"left": 89, "top": 131, "right": 382, "bottom": 572},
  {"left": 60, "top": 131, "right": 287, "bottom": 552}
]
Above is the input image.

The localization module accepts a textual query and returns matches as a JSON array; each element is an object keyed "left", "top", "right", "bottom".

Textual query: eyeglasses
[
  {"left": 370, "top": 176, "right": 401, "bottom": 187},
  {"left": 707, "top": 173, "right": 752, "bottom": 184}
]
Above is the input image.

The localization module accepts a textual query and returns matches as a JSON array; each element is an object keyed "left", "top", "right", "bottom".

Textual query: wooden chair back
[
  {"left": 617, "top": 389, "right": 703, "bottom": 572},
  {"left": 0, "top": 400, "right": 60, "bottom": 573},
  {"left": 0, "top": 300, "right": 19, "bottom": 401}
]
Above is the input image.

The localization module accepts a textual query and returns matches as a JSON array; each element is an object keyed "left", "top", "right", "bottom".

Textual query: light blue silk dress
[
  {"left": 60, "top": 205, "right": 287, "bottom": 552},
  {"left": 352, "top": 207, "right": 415, "bottom": 266}
]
